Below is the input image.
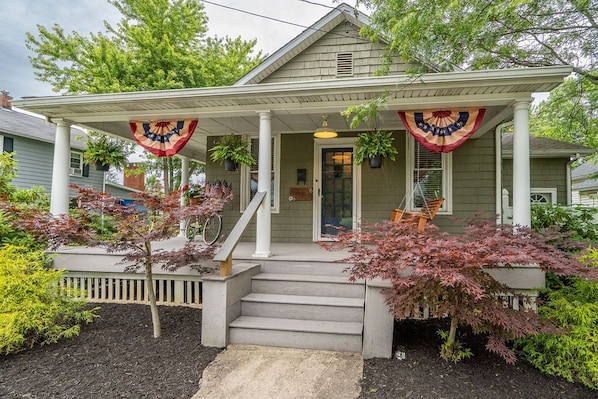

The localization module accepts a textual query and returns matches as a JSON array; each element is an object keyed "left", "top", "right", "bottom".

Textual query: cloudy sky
[{"left": 0, "top": 0, "right": 362, "bottom": 100}]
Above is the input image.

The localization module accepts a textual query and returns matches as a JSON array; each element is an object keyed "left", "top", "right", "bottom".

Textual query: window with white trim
[
  {"left": 406, "top": 136, "right": 452, "bottom": 213},
  {"left": 530, "top": 188, "right": 557, "bottom": 204},
  {"left": 240, "top": 134, "right": 280, "bottom": 213},
  {"left": 70, "top": 151, "right": 83, "bottom": 177}
]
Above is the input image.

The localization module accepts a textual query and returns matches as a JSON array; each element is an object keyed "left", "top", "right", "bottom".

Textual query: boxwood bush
[
  {"left": 0, "top": 245, "right": 98, "bottom": 354},
  {"left": 517, "top": 205, "right": 598, "bottom": 389}
]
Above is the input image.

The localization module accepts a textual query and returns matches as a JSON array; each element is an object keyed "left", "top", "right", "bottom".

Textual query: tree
[
  {"left": 357, "top": 0, "right": 597, "bottom": 85},
  {"left": 26, "top": 0, "right": 264, "bottom": 95},
  {"left": 132, "top": 152, "right": 206, "bottom": 195},
  {"left": 1, "top": 184, "right": 233, "bottom": 338},
  {"left": 26, "top": 0, "right": 264, "bottom": 194},
  {"left": 323, "top": 217, "right": 598, "bottom": 363},
  {"left": 531, "top": 77, "right": 598, "bottom": 153}
]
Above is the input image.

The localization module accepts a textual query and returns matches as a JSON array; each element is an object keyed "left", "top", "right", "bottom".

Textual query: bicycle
[{"left": 185, "top": 211, "right": 222, "bottom": 245}]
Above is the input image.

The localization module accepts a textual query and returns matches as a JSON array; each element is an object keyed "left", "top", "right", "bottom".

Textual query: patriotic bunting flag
[
  {"left": 398, "top": 109, "right": 486, "bottom": 153},
  {"left": 129, "top": 119, "right": 198, "bottom": 157}
]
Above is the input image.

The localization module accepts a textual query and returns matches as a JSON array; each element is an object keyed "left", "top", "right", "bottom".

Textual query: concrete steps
[{"left": 228, "top": 261, "right": 365, "bottom": 352}]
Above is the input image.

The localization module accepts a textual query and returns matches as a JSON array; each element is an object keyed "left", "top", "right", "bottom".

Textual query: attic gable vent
[{"left": 336, "top": 52, "right": 353, "bottom": 77}]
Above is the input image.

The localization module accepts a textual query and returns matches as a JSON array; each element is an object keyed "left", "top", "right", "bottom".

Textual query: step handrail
[{"left": 213, "top": 191, "right": 267, "bottom": 276}]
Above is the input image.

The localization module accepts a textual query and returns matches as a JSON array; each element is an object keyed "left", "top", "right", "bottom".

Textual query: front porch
[{"left": 52, "top": 240, "right": 544, "bottom": 359}]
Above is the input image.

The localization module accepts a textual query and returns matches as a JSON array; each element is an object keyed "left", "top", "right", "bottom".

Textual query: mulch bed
[
  {"left": 1, "top": 304, "right": 596, "bottom": 398},
  {"left": 0, "top": 303, "right": 221, "bottom": 399},
  {"left": 360, "top": 319, "right": 597, "bottom": 399}
]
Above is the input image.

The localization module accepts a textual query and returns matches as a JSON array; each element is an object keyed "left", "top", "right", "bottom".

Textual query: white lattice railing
[
  {"left": 406, "top": 291, "right": 538, "bottom": 320},
  {"left": 60, "top": 271, "right": 203, "bottom": 307}
]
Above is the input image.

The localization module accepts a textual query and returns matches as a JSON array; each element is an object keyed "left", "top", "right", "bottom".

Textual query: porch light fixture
[{"left": 313, "top": 115, "right": 338, "bottom": 139}]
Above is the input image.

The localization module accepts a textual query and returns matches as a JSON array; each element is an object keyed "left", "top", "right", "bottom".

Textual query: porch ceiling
[{"left": 13, "top": 66, "right": 572, "bottom": 162}]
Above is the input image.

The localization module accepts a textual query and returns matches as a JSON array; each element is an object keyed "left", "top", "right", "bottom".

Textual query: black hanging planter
[
  {"left": 94, "top": 161, "right": 110, "bottom": 171},
  {"left": 224, "top": 159, "right": 238, "bottom": 171},
  {"left": 368, "top": 155, "right": 383, "bottom": 169}
]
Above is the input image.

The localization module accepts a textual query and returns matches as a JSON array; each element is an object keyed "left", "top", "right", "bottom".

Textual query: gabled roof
[
  {"left": 502, "top": 133, "right": 595, "bottom": 159},
  {"left": 235, "top": 3, "right": 369, "bottom": 86},
  {"left": 572, "top": 160, "right": 598, "bottom": 179},
  {"left": 572, "top": 161, "right": 598, "bottom": 191},
  {"left": 0, "top": 107, "right": 86, "bottom": 150}
]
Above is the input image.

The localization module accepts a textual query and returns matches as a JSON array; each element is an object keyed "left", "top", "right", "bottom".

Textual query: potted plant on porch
[
  {"left": 354, "top": 129, "right": 398, "bottom": 168},
  {"left": 209, "top": 134, "right": 255, "bottom": 171},
  {"left": 342, "top": 95, "right": 398, "bottom": 168},
  {"left": 82, "top": 134, "right": 129, "bottom": 171}
]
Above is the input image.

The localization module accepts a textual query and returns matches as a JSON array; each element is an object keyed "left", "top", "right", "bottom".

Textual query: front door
[{"left": 313, "top": 139, "right": 360, "bottom": 241}]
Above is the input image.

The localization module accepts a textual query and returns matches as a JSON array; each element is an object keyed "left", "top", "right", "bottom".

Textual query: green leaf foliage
[
  {"left": 516, "top": 208, "right": 598, "bottom": 389},
  {"left": 517, "top": 248, "right": 598, "bottom": 389},
  {"left": 0, "top": 245, "right": 98, "bottom": 354},
  {"left": 531, "top": 203, "right": 598, "bottom": 241},
  {"left": 25, "top": 0, "right": 264, "bottom": 95},
  {"left": 209, "top": 134, "right": 256, "bottom": 167},
  {"left": 353, "top": 130, "right": 398, "bottom": 164},
  {"left": 531, "top": 76, "right": 598, "bottom": 155},
  {"left": 82, "top": 133, "right": 130, "bottom": 171},
  {"left": 357, "top": 0, "right": 598, "bottom": 85}
]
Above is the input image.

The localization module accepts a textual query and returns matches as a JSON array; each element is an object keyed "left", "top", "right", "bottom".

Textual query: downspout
[
  {"left": 495, "top": 121, "right": 513, "bottom": 224},
  {"left": 566, "top": 153, "right": 581, "bottom": 206}
]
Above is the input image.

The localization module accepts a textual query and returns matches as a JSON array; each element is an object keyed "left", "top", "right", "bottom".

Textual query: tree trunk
[
  {"left": 144, "top": 242, "right": 161, "bottom": 338},
  {"left": 447, "top": 315, "right": 458, "bottom": 351},
  {"left": 162, "top": 157, "right": 170, "bottom": 196}
]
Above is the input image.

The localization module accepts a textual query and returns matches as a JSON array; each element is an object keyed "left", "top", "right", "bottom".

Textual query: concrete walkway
[{"left": 192, "top": 345, "right": 363, "bottom": 399}]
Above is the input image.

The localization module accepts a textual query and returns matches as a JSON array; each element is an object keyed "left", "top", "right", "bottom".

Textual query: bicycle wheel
[
  {"left": 185, "top": 215, "right": 202, "bottom": 241},
  {"left": 202, "top": 214, "right": 222, "bottom": 245}
]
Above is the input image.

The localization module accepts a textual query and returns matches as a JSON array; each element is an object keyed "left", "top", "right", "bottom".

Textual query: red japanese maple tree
[
  {"left": 324, "top": 216, "right": 597, "bottom": 363},
  {"left": 2, "top": 183, "right": 232, "bottom": 338}
]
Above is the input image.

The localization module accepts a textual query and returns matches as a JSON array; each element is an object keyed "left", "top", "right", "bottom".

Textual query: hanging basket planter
[
  {"left": 94, "top": 161, "right": 110, "bottom": 171},
  {"left": 224, "top": 159, "right": 238, "bottom": 171},
  {"left": 368, "top": 155, "right": 383, "bottom": 169}
]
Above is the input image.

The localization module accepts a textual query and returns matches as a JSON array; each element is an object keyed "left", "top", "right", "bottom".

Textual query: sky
[{"left": 0, "top": 0, "right": 362, "bottom": 100}]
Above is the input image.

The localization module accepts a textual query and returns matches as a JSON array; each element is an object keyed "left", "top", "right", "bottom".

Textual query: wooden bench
[{"left": 390, "top": 197, "right": 444, "bottom": 231}]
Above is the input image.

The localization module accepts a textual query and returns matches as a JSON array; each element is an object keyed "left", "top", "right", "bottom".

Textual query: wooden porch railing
[
  {"left": 213, "top": 191, "right": 266, "bottom": 276},
  {"left": 59, "top": 271, "right": 203, "bottom": 307}
]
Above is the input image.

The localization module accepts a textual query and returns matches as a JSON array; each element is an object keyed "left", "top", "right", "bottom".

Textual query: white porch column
[
  {"left": 512, "top": 100, "right": 531, "bottom": 227},
  {"left": 179, "top": 155, "right": 190, "bottom": 236},
  {"left": 254, "top": 111, "right": 272, "bottom": 258},
  {"left": 50, "top": 119, "right": 71, "bottom": 215}
]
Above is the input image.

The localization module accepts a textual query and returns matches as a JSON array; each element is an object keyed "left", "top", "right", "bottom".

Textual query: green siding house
[
  {"left": 12, "top": 3, "right": 590, "bottom": 357},
  {"left": 1, "top": 91, "right": 137, "bottom": 201}
]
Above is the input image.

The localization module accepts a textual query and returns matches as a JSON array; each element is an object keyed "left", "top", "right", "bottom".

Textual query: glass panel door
[{"left": 321, "top": 147, "right": 353, "bottom": 236}]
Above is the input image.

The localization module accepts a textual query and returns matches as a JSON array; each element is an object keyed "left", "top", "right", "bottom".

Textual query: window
[
  {"left": 1, "top": 135, "right": 14, "bottom": 153},
  {"left": 70, "top": 151, "right": 83, "bottom": 177},
  {"left": 530, "top": 188, "right": 557, "bottom": 204},
  {"left": 240, "top": 134, "right": 280, "bottom": 212},
  {"left": 406, "top": 137, "right": 452, "bottom": 213}
]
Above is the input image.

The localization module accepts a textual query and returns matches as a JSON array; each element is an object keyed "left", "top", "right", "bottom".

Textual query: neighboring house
[
  {"left": 12, "top": 4, "right": 586, "bottom": 357},
  {"left": 501, "top": 133, "right": 596, "bottom": 222},
  {"left": 0, "top": 90, "right": 139, "bottom": 201},
  {"left": 572, "top": 161, "right": 598, "bottom": 207}
]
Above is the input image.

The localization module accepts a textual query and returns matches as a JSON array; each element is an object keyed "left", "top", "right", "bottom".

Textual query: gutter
[{"left": 12, "top": 66, "right": 574, "bottom": 109}]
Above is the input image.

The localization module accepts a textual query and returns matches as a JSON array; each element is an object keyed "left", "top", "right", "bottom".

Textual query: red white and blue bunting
[
  {"left": 398, "top": 109, "right": 486, "bottom": 153},
  {"left": 129, "top": 119, "right": 198, "bottom": 157}
]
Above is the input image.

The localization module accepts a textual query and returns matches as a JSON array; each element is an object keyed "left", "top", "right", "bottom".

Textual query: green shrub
[
  {"left": 0, "top": 245, "right": 98, "bottom": 354},
  {"left": 531, "top": 203, "right": 598, "bottom": 241},
  {"left": 0, "top": 210, "right": 39, "bottom": 250},
  {"left": 517, "top": 248, "right": 598, "bottom": 389}
]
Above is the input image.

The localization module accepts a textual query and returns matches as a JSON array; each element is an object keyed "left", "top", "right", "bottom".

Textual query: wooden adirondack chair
[{"left": 390, "top": 197, "right": 444, "bottom": 231}]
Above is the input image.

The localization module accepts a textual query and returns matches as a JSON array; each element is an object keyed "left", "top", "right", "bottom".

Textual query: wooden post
[{"left": 220, "top": 254, "right": 232, "bottom": 276}]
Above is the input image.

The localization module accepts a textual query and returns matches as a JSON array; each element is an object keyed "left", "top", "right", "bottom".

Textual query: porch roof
[{"left": 12, "top": 66, "right": 572, "bottom": 162}]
